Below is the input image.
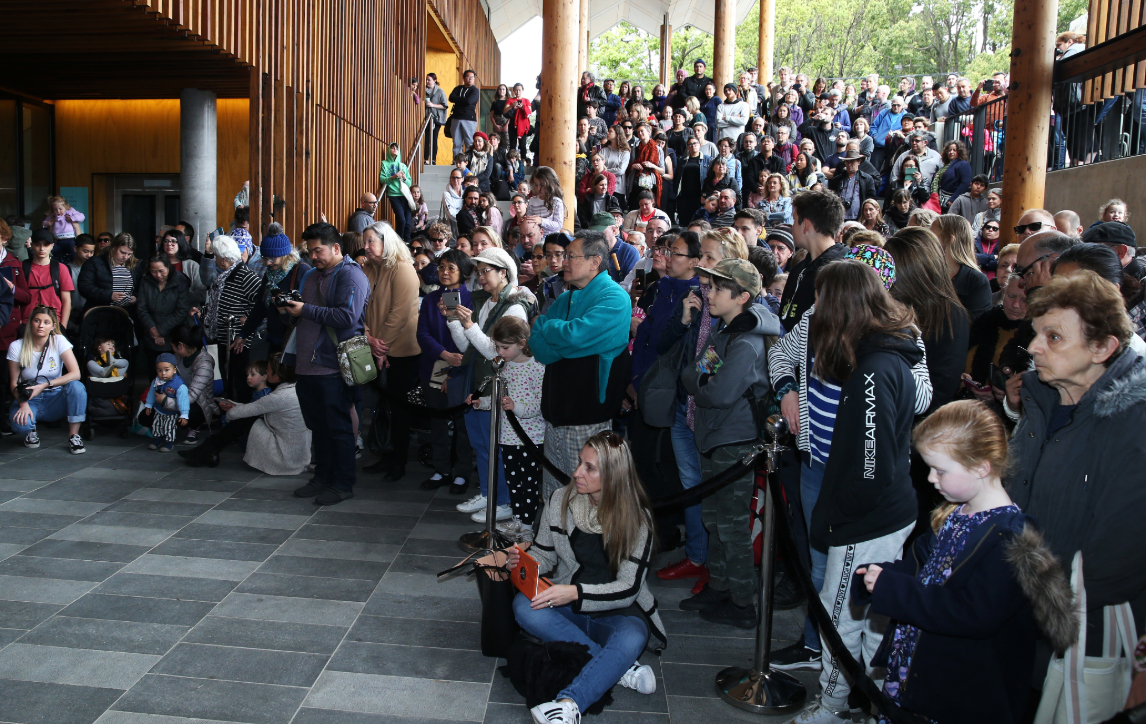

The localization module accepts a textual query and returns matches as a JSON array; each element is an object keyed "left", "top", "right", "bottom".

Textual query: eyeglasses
[
  {"left": 450, "top": 175, "right": 463, "bottom": 180},
  {"left": 544, "top": 251, "right": 565, "bottom": 259},
  {"left": 652, "top": 247, "right": 671, "bottom": 256},
  {"left": 475, "top": 266, "right": 505, "bottom": 276},
  {"left": 669, "top": 251, "right": 694, "bottom": 259},
  {"left": 1014, "top": 253, "right": 1053, "bottom": 278},
  {"left": 564, "top": 253, "right": 588, "bottom": 261},
  {"left": 1014, "top": 221, "right": 1045, "bottom": 235}
]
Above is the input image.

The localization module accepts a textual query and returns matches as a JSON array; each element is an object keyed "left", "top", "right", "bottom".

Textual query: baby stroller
[{"left": 78, "top": 306, "right": 136, "bottom": 439}]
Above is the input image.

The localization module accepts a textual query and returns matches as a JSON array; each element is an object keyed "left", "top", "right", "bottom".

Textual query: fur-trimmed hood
[
  {"left": 1003, "top": 523, "right": 1079, "bottom": 656},
  {"left": 1092, "top": 349, "right": 1146, "bottom": 418}
]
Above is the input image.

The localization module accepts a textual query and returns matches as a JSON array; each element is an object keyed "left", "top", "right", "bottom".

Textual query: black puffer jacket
[{"left": 136, "top": 271, "right": 192, "bottom": 351}]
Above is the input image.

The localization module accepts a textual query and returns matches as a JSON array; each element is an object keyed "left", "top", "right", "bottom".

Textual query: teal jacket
[
  {"left": 379, "top": 147, "right": 410, "bottom": 198},
  {"left": 531, "top": 270, "right": 630, "bottom": 404}
]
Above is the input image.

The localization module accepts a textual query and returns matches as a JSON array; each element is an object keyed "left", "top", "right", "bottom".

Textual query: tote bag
[{"left": 1034, "top": 551, "right": 1138, "bottom": 724}]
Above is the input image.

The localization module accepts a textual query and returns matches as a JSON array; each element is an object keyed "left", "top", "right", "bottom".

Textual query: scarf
[
  {"left": 264, "top": 260, "right": 295, "bottom": 306},
  {"left": 886, "top": 205, "right": 912, "bottom": 231},
  {"left": 686, "top": 283, "right": 713, "bottom": 430},
  {"left": 634, "top": 140, "right": 662, "bottom": 206},
  {"left": 469, "top": 150, "right": 489, "bottom": 176},
  {"left": 568, "top": 491, "right": 603, "bottom": 535},
  {"left": 204, "top": 263, "right": 236, "bottom": 342}
]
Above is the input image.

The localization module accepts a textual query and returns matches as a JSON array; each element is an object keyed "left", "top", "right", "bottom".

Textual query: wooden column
[
  {"left": 659, "top": 19, "right": 672, "bottom": 86},
  {"left": 713, "top": 0, "right": 735, "bottom": 90},
  {"left": 578, "top": 0, "right": 589, "bottom": 73},
  {"left": 540, "top": 0, "right": 578, "bottom": 229},
  {"left": 757, "top": 0, "right": 775, "bottom": 84},
  {"left": 1000, "top": 0, "right": 1058, "bottom": 234}
]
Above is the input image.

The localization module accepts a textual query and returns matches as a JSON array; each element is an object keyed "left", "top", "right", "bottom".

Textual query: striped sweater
[
  {"left": 768, "top": 306, "right": 933, "bottom": 455},
  {"left": 205, "top": 265, "right": 262, "bottom": 343}
]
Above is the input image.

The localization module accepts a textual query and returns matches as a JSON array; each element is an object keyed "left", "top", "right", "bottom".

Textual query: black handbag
[{"left": 475, "top": 563, "right": 521, "bottom": 659}]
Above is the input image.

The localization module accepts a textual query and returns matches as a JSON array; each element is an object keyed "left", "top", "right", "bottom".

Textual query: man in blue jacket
[
  {"left": 600, "top": 79, "right": 623, "bottom": 128},
  {"left": 284, "top": 222, "right": 371, "bottom": 506},
  {"left": 869, "top": 96, "right": 906, "bottom": 173}
]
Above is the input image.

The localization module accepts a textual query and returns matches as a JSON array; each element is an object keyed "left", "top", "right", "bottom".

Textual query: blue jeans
[
  {"left": 464, "top": 407, "right": 508, "bottom": 505},
  {"left": 669, "top": 401, "right": 707, "bottom": 565},
  {"left": 801, "top": 458, "right": 828, "bottom": 651},
  {"left": 9, "top": 381, "right": 86, "bottom": 435},
  {"left": 297, "top": 374, "right": 356, "bottom": 492},
  {"left": 512, "top": 592, "right": 649, "bottom": 712}
]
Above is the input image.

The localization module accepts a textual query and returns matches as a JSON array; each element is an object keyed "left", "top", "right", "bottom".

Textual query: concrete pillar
[
  {"left": 540, "top": 0, "right": 578, "bottom": 229},
  {"left": 659, "top": 20, "right": 673, "bottom": 86},
  {"left": 180, "top": 88, "right": 217, "bottom": 252},
  {"left": 1000, "top": 0, "right": 1057, "bottom": 235},
  {"left": 578, "top": 0, "right": 589, "bottom": 74},
  {"left": 757, "top": 0, "right": 775, "bottom": 84},
  {"left": 713, "top": 0, "right": 736, "bottom": 91}
]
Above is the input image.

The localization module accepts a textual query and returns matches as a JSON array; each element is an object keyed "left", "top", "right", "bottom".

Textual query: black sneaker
[
  {"left": 679, "top": 585, "right": 730, "bottom": 612},
  {"left": 293, "top": 481, "right": 327, "bottom": 498},
  {"left": 699, "top": 599, "right": 757, "bottom": 629},
  {"left": 769, "top": 640, "right": 823, "bottom": 671},
  {"left": 314, "top": 487, "right": 354, "bottom": 506},
  {"left": 773, "top": 572, "right": 806, "bottom": 610}
]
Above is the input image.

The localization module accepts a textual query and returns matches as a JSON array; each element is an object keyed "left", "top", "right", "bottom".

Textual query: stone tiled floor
[{"left": 0, "top": 427, "right": 820, "bottom": 724}]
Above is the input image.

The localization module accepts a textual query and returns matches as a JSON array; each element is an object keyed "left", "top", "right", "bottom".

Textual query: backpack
[{"left": 23, "top": 259, "right": 60, "bottom": 296}]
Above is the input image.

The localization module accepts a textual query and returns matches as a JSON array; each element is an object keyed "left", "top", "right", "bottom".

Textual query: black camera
[
  {"left": 983, "top": 79, "right": 994, "bottom": 92},
  {"left": 15, "top": 378, "right": 36, "bottom": 403},
  {"left": 272, "top": 289, "right": 303, "bottom": 308}
]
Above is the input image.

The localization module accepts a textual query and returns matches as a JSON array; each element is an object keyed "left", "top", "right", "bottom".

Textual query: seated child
[
  {"left": 87, "top": 338, "right": 129, "bottom": 379},
  {"left": 247, "top": 360, "right": 271, "bottom": 402},
  {"left": 143, "top": 353, "right": 189, "bottom": 452}
]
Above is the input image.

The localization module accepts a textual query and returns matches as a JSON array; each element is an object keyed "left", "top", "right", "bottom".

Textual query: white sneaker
[
  {"left": 530, "top": 699, "right": 580, "bottom": 724},
  {"left": 619, "top": 662, "right": 656, "bottom": 694},
  {"left": 69, "top": 434, "right": 86, "bottom": 455},
  {"left": 789, "top": 696, "right": 851, "bottom": 724},
  {"left": 456, "top": 494, "right": 486, "bottom": 514},
  {"left": 471, "top": 504, "right": 513, "bottom": 523},
  {"left": 23, "top": 431, "right": 40, "bottom": 449}
]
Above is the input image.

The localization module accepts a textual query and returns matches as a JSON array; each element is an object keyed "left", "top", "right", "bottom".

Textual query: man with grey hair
[
  {"left": 577, "top": 70, "right": 606, "bottom": 118},
  {"left": 1015, "top": 228, "right": 1077, "bottom": 293},
  {"left": 891, "top": 131, "right": 943, "bottom": 187},
  {"left": 827, "top": 90, "right": 851, "bottom": 133},
  {"left": 530, "top": 230, "right": 632, "bottom": 500}
]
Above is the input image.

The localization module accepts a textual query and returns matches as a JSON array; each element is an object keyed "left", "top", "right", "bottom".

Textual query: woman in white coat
[{"left": 178, "top": 353, "right": 311, "bottom": 474}]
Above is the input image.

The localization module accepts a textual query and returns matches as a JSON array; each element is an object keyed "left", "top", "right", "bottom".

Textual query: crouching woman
[
  {"left": 506, "top": 432, "right": 666, "bottom": 724},
  {"left": 7, "top": 306, "right": 86, "bottom": 453}
]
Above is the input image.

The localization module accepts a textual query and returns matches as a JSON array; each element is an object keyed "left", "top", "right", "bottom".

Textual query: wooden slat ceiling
[{"left": 0, "top": 0, "right": 249, "bottom": 99}]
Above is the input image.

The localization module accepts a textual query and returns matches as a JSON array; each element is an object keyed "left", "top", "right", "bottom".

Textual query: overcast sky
[{"left": 499, "top": 16, "right": 543, "bottom": 89}]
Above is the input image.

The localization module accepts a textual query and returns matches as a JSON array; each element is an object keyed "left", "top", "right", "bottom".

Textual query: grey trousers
[
  {"left": 542, "top": 420, "right": 611, "bottom": 501},
  {"left": 452, "top": 119, "right": 477, "bottom": 158}
]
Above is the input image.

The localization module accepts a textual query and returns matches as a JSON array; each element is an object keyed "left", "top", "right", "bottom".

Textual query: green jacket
[{"left": 379, "top": 147, "right": 410, "bottom": 198}]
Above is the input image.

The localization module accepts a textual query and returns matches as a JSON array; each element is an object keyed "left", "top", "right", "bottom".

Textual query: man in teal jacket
[
  {"left": 377, "top": 142, "right": 412, "bottom": 243},
  {"left": 531, "top": 231, "right": 631, "bottom": 500}
]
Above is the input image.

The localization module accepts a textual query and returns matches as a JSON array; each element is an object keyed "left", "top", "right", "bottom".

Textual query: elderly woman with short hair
[
  {"left": 360, "top": 221, "right": 421, "bottom": 480},
  {"left": 201, "top": 235, "right": 261, "bottom": 402}
]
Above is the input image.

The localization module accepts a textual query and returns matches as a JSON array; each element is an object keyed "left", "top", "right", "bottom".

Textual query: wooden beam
[
  {"left": 758, "top": 0, "right": 775, "bottom": 84},
  {"left": 539, "top": 0, "right": 577, "bottom": 230},
  {"left": 577, "top": 0, "right": 588, "bottom": 74},
  {"left": 1053, "top": 24, "right": 1146, "bottom": 84},
  {"left": 713, "top": 0, "right": 735, "bottom": 91}
]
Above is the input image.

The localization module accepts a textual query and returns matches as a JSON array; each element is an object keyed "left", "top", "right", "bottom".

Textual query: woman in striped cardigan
[{"left": 200, "top": 235, "right": 261, "bottom": 402}]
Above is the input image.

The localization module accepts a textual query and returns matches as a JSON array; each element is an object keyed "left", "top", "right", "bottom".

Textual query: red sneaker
[
  {"left": 690, "top": 567, "right": 711, "bottom": 594},
  {"left": 657, "top": 558, "right": 707, "bottom": 580}
]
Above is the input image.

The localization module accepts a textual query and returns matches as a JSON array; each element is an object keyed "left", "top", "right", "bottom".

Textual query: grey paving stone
[
  {"left": 213, "top": 497, "right": 322, "bottom": 516},
  {"left": 0, "top": 626, "right": 22, "bottom": 646},
  {"left": 173, "top": 523, "right": 294, "bottom": 545},
  {"left": 0, "top": 574, "right": 98, "bottom": 605},
  {"left": 348, "top": 614, "right": 481, "bottom": 650},
  {"left": 50, "top": 525, "right": 176, "bottom": 547},
  {"left": 371, "top": 554, "right": 475, "bottom": 599},
  {"left": 0, "top": 478, "right": 51, "bottom": 492},
  {"left": 59, "top": 594, "right": 215, "bottom": 626},
  {"left": 95, "top": 714, "right": 254, "bottom": 724},
  {"left": 151, "top": 642, "right": 329, "bottom": 687},
  {"left": 0, "top": 600, "right": 63, "bottom": 629},
  {"left": 0, "top": 498, "right": 110, "bottom": 517},
  {"left": 80, "top": 511, "right": 194, "bottom": 531},
  {"left": 319, "top": 500, "right": 428, "bottom": 517},
  {"left": 294, "top": 709, "right": 469, "bottom": 724},
  {"left": 21, "top": 616, "right": 189, "bottom": 655},
  {"left": 360, "top": 591, "right": 482, "bottom": 622},
  {"left": 102, "top": 500, "right": 216, "bottom": 517},
  {"left": 96, "top": 573, "right": 238, "bottom": 602},
  {"left": 62, "top": 466, "right": 171, "bottom": 482},
  {"left": 146, "top": 478, "right": 248, "bottom": 492},
  {"left": 0, "top": 457, "right": 99, "bottom": 480},
  {"left": 112, "top": 674, "right": 309, "bottom": 724},
  {"left": 399, "top": 536, "right": 474, "bottom": 557},
  {"left": 304, "top": 670, "right": 490, "bottom": 721},
  {"left": 257, "top": 555, "right": 389, "bottom": 581},
  {"left": 23, "top": 478, "right": 149, "bottom": 503},
  {"left": 149, "top": 537, "right": 278, "bottom": 562},
  {"left": 0, "top": 555, "right": 125, "bottom": 581},
  {"left": 194, "top": 509, "right": 311, "bottom": 530},
  {"left": 120, "top": 554, "right": 260, "bottom": 581},
  {"left": 293, "top": 524, "right": 410, "bottom": 545},
  {"left": 273, "top": 538, "right": 401, "bottom": 563},
  {"left": 0, "top": 541, "right": 28, "bottom": 559},
  {"left": 124, "top": 488, "right": 234, "bottom": 505},
  {"left": 0, "top": 526, "right": 55, "bottom": 544},
  {"left": 309, "top": 511, "right": 420, "bottom": 531},
  {"left": 211, "top": 592, "right": 364, "bottom": 627},
  {"left": 666, "top": 693, "right": 803, "bottom": 723},
  {"left": 186, "top": 616, "right": 347, "bottom": 654},
  {"left": 0, "top": 678, "right": 124, "bottom": 724},
  {"left": 406, "top": 520, "right": 481, "bottom": 541},
  {"left": 19, "top": 539, "right": 151, "bottom": 563},
  {"left": 328, "top": 641, "right": 495, "bottom": 683},
  {"left": 159, "top": 465, "right": 263, "bottom": 483},
  {"left": 234, "top": 573, "right": 378, "bottom": 602},
  {"left": 0, "top": 510, "right": 84, "bottom": 530},
  {"left": 0, "top": 642, "right": 160, "bottom": 690}
]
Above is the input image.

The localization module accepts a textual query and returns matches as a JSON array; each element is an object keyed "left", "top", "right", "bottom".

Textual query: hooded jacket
[
  {"left": 810, "top": 332, "right": 923, "bottom": 550},
  {"left": 777, "top": 243, "right": 847, "bottom": 331},
  {"left": 1007, "top": 349, "right": 1146, "bottom": 654},
  {"left": 853, "top": 511, "right": 1077, "bottom": 723},
  {"left": 679, "top": 304, "right": 783, "bottom": 453},
  {"left": 379, "top": 147, "right": 410, "bottom": 198},
  {"left": 871, "top": 108, "right": 907, "bottom": 148}
]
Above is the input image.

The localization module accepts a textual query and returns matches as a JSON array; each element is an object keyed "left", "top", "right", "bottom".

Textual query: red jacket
[
  {"left": 504, "top": 97, "right": 532, "bottom": 137},
  {"left": 0, "top": 253, "right": 30, "bottom": 350}
]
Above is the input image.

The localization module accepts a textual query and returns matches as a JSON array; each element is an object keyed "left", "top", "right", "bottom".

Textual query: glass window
[
  {"left": 22, "top": 103, "right": 51, "bottom": 219},
  {"left": 0, "top": 100, "right": 16, "bottom": 219}
]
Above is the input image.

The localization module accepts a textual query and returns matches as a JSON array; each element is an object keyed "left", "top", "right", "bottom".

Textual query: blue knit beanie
[
  {"left": 157, "top": 353, "right": 179, "bottom": 369},
  {"left": 260, "top": 222, "right": 291, "bottom": 259}
]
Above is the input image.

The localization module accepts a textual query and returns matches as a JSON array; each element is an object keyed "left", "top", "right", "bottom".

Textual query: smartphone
[
  {"left": 983, "top": 79, "right": 995, "bottom": 92},
  {"left": 905, "top": 167, "right": 918, "bottom": 178},
  {"left": 442, "top": 291, "right": 460, "bottom": 309},
  {"left": 207, "top": 227, "right": 225, "bottom": 242},
  {"left": 962, "top": 377, "right": 988, "bottom": 392},
  {"left": 989, "top": 363, "right": 1008, "bottom": 390}
]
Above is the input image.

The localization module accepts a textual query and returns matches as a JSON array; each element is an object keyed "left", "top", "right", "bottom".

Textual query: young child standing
[
  {"left": 42, "top": 195, "right": 85, "bottom": 263},
  {"left": 853, "top": 400, "right": 1076, "bottom": 724},
  {"left": 24, "top": 230, "right": 75, "bottom": 325},
  {"left": 490, "top": 316, "right": 545, "bottom": 541},
  {"left": 144, "top": 353, "right": 189, "bottom": 452}
]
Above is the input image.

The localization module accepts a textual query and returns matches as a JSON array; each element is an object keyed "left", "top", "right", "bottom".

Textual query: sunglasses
[
  {"left": 1013, "top": 221, "right": 1045, "bottom": 235},
  {"left": 1014, "top": 253, "right": 1053, "bottom": 278},
  {"left": 983, "top": 225, "right": 1000, "bottom": 232}
]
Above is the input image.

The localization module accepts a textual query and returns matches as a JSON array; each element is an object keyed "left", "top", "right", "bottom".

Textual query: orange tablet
[{"left": 510, "top": 547, "right": 552, "bottom": 600}]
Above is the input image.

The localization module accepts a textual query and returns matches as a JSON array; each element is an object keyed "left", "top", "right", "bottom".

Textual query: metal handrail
[{"left": 407, "top": 113, "right": 434, "bottom": 170}]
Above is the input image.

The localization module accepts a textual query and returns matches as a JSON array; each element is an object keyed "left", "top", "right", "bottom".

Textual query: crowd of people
[{"left": 1, "top": 59, "right": 1143, "bottom": 724}]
